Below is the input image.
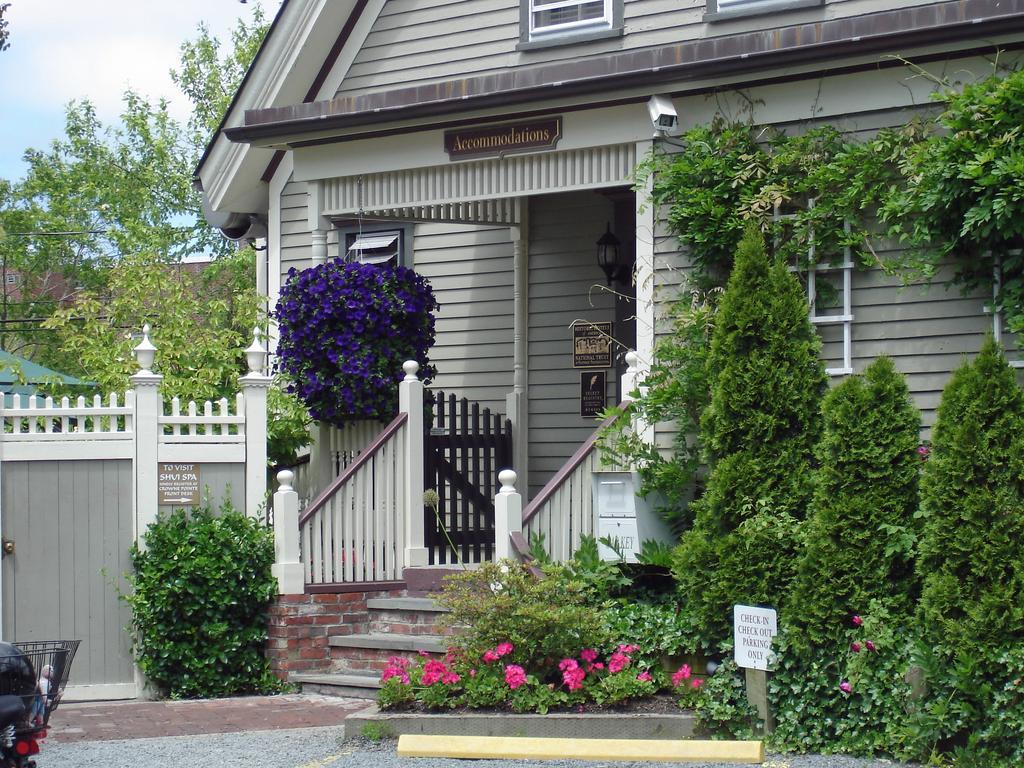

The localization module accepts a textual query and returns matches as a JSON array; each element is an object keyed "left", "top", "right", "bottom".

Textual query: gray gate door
[{"left": 1, "top": 460, "right": 135, "bottom": 699}]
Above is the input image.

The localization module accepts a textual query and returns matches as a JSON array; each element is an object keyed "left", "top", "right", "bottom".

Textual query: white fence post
[
  {"left": 494, "top": 469, "right": 522, "bottom": 561},
  {"left": 240, "top": 328, "right": 271, "bottom": 519},
  {"left": 271, "top": 469, "right": 304, "bottom": 594},
  {"left": 131, "top": 325, "right": 163, "bottom": 550},
  {"left": 399, "top": 361, "right": 428, "bottom": 567}
]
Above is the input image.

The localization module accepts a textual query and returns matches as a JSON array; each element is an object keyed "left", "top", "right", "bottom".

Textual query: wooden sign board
[
  {"left": 580, "top": 371, "right": 607, "bottom": 417},
  {"left": 158, "top": 462, "right": 201, "bottom": 506},
  {"left": 444, "top": 117, "right": 562, "bottom": 160},
  {"left": 573, "top": 322, "right": 613, "bottom": 369}
]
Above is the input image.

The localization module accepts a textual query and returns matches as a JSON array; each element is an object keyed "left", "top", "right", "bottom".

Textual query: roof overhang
[
  {"left": 196, "top": 0, "right": 369, "bottom": 219},
  {"left": 226, "top": 0, "right": 1024, "bottom": 149}
]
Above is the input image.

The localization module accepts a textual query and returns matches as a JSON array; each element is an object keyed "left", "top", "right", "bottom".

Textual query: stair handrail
[{"left": 298, "top": 411, "right": 408, "bottom": 527}]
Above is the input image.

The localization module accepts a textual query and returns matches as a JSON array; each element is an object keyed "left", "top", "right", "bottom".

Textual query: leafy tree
[
  {"left": 786, "top": 357, "right": 921, "bottom": 648},
  {"left": 673, "top": 223, "right": 826, "bottom": 648},
  {"left": 0, "top": 3, "right": 9, "bottom": 52},
  {"left": 42, "top": 250, "right": 309, "bottom": 464}
]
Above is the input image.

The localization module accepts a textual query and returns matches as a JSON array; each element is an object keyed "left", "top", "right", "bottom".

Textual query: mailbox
[{"left": 592, "top": 471, "right": 673, "bottom": 562}]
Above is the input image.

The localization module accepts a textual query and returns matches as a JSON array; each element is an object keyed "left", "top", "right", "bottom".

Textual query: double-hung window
[{"left": 520, "top": 0, "right": 622, "bottom": 47}]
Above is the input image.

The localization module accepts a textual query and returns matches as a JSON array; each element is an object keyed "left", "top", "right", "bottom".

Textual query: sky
[{"left": 0, "top": 1, "right": 267, "bottom": 182}]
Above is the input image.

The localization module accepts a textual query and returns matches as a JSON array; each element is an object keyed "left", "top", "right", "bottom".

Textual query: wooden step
[
  {"left": 366, "top": 597, "right": 448, "bottom": 613},
  {"left": 293, "top": 672, "right": 381, "bottom": 700}
]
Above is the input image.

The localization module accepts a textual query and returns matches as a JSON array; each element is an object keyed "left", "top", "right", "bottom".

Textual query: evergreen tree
[
  {"left": 786, "top": 357, "right": 920, "bottom": 647},
  {"left": 674, "top": 223, "right": 826, "bottom": 647},
  {"left": 917, "top": 337, "right": 1024, "bottom": 657}
]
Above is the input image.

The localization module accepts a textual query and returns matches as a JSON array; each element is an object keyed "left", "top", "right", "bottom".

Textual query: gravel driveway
[{"left": 41, "top": 728, "right": 919, "bottom": 768}]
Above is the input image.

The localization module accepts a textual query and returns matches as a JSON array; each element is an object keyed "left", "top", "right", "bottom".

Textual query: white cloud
[{"left": 1, "top": 0, "right": 268, "bottom": 177}]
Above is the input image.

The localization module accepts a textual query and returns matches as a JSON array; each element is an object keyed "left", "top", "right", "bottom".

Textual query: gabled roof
[
  {"left": 0, "top": 349, "right": 90, "bottom": 389},
  {"left": 196, "top": 0, "right": 374, "bottom": 217}
]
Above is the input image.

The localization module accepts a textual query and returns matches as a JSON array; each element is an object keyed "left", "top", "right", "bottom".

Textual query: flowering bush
[
  {"left": 273, "top": 259, "right": 439, "bottom": 426},
  {"left": 377, "top": 641, "right": 668, "bottom": 714}
]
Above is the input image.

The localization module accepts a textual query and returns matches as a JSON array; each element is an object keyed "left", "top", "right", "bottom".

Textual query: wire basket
[{"left": 0, "top": 640, "right": 81, "bottom": 729}]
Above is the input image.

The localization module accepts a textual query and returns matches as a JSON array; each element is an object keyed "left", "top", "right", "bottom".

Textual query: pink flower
[
  {"left": 690, "top": 678, "right": 702, "bottom": 690},
  {"left": 672, "top": 665, "right": 692, "bottom": 687},
  {"left": 851, "top": 642, "right": 862, "bottom": 653},
  {"left": 617, "top": 644, "right": 640, "bottom": 654},
  {"left": 563, "top": 666, "right": 586, "bottom": 691},
  {"left": 469, "top": 669, "right": 477, "bottom": 678},
  {"left": 386, "top": 656, "right": 410, "bottom": 669},
  {"left": 865, "top": 640, "right": 877, "bottom": 652},
  {"left": 637, "top": 671, "right": 653, "bottom": 682},
  {"left": 917, "top": 445, "right": 930, "bottom": 458},
  {"left": 559, "top": 658, "right": 579, "bottom": 672},
  {"left": 504, "top": 664, "right": 527, "bottom": 690},
  {"left": 608, "top": 652, "right": 630, "bottom": 674},
  {"left": 839, "top": 680, "right": 852, "bottom": 695},
  {"left": 580, "top": 648, "right": 598, "bottom": 663},
  {"left": 418, "top": 650, "right": 430, "bottom": 657},
  {"left": 851, "top": 615, "right": 863, "bottom": 627},
  {"left": 442, "top": 671, "right": 461, "bottom": 685},
  {"left": 482, "top": 649, "right": 500, "bottom": 664},
  {"left": 496, "top": 642, "right": 514, "bottom": 657},
  {"left": 421, "top": 659, "right": 449, "bottom": 686},
  {"left": 381, "top": 667, "right": 410, "bottom": 685}
]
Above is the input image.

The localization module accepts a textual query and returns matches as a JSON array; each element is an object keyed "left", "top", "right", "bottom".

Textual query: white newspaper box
[{"left": 592, "top": 472, "right": 674, "bottom": 562}]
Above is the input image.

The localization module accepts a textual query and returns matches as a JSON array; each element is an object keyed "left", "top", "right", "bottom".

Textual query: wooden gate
[{"left": 424, "top": 392, "right": 512, "bottom": 565}]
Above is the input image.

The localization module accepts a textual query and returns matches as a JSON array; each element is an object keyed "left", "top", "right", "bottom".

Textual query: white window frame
[
  {"left": 333, "top": 222, "right": 412, "bottom": 268},
  {"left": 777, "top": 201, "right": 854, "bottom": 377},
  {"left": 527, "top": 0, "right": 613, "bottom": 39},
  {"left": 987, "top": 253, "right": 1024, "bottom": 368}
]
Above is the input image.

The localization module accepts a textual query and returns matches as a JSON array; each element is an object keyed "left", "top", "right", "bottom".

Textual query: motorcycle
[{"left": 0, "top": 641, "right": 79, "bottom": 768}]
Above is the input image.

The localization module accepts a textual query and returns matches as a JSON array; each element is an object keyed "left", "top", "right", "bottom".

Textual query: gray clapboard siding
[
  {"left": 414, "top": 222, "right": 515, "bottom": 414},
  {"left": 280, "top": 180, "right": 312, "bottom": 274},
  {"left": 334, "top": 0, "right": 945, "bottom": 99},
  {"left": 527, "top": 191, "right": 618, "bottom": 497},
  {"left": 2, "top": 460, "right": 134, "bottom": 688}
]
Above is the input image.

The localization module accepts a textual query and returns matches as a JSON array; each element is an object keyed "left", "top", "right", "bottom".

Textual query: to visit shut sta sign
[{"left": 734, "top": 605, "right": 778, "bottom": 671}]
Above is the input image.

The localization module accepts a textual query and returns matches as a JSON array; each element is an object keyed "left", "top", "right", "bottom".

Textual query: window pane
[{"left": 532, "top": 0, "right": 606, "bottom": 30}]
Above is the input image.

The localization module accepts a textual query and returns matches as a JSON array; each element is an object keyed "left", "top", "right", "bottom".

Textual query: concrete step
[
  {"left": 293, "top": 672, "right": 381, "bottom": 700},
  {"left": 329, "top": 633, "right": 447, "bottom": 653},
  {"left": 366, "top": 597, "right": 448, "bottom": 613}
]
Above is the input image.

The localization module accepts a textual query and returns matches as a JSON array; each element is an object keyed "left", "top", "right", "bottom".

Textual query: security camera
[{"left": 647, "top": 95, "right": 678, "bottom": 133}]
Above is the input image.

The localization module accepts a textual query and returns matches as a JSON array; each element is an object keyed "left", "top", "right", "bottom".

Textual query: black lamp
[{"left": 596, "top": 223, "right": 623, "bottom": 286}]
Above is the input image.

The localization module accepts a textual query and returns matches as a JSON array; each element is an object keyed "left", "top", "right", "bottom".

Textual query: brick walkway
[{"left": 48, "top": 694, "right": 369, "bottom": 743}]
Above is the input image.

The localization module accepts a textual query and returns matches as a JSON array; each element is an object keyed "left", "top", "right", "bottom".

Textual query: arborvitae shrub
[
  {"left": 786, "top": 357, "right": 921, "bottom": 647},
  {"left": 674, "top": 223, "right": 826, "bottom": 647},
  {"left": 917, "top": 337, "right": 1024, "bottom": 657}
]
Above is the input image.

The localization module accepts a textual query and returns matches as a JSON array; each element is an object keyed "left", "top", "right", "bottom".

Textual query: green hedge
[{"left": 126, "top": 502, "right": 282, "bottom": 699}]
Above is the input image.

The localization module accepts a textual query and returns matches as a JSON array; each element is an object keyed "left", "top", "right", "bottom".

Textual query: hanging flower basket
[{"left": 273, "top": 259, "right": 439, "bottom": 427}]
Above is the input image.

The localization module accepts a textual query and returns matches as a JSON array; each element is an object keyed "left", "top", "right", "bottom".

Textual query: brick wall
[{"left": 265, "top": 589, "right": 402, "bottom": 678}]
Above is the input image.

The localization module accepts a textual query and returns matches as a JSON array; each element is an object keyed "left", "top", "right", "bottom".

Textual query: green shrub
[
  {"left": 917, "top": 337, "right": 1024, "bottom": 656},
  {"left": 904, "top": 337, "right": 1024, "bottom": 763},
  {"left": 770, "top": 603, "right": 916, "bottom": 756},
  {"left": 674, "top": 224, "right": 826, "bottom": 647},
  {"left": 786, "top": 357, "right": 921, "bottom": 647},
  {"left": 126, "top": 502, "right": 282, "bottom": 699},
  {"left": 437, "top": 559, "right": 613, "bottom": 677},
  {"left": 694, "top": 659, "right": 760, "bottom": 740}
]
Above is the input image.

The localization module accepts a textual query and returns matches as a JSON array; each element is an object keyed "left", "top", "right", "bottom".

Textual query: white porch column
[
  {"left": 399, "top": 361, "right": 428, "bottom": 567},
  {"left": 506, "top": 199, "right": 530, "bottom": 495},
  {"left": 493, "top": 469, "right": 522, "bottom": 561},
  {"left": 130, "top": 325, "right": 163, "bottom": 550},
  {"left": 240, "top": 328, "right": 272, "bottom": 519},
  {"left": 634, "top": 141, "right": 656, "bottom": 445},
  {"left": 271, "top": 470, "right": 305, "bottom": 594},
  {"left": 311, "top": 229, "right": 328, "bottom": 265}
]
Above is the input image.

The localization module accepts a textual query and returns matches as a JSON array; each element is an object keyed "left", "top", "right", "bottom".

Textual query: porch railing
[{"left": 298, "top": 413, "right": 408, "bottom": 585}]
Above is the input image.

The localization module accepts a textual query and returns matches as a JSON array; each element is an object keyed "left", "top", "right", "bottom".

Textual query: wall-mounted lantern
[{"left": 596, "top": 223, "right": 625, "bottom": 286}]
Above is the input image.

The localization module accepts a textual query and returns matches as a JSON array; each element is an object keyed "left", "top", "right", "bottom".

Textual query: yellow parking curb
[{"left": 397, "top": 734, "right": 764, "bottom": 763}]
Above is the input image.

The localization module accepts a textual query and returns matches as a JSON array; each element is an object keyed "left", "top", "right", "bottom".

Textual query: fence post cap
[
  {"left": 624, "top": 349, "right": 639, "bottom": 372},
  {"left": 403, "top": 360, "right": 420, "bottom": 380},
  {"left": 133, "top": 323, "right": 157, "bottom": 373},
  {"left": 498, "top": 469, "right": 517, "bottom": 493},
  {"left": 245, "top": 327, "right": 266, "bottom": 373},
  {"left": 276, "top": 469, "right": 294, "bottom": 490}
]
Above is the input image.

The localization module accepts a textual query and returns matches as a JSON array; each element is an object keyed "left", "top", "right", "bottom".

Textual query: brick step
[
  {"left": 328, "top": 633, "right": 449, "bottom": 674},
  {"left": 366, "top": 597, "right": 448, "bottom": 613},
  {"left": 293, "top": 671, "right": 381, "bottom": 700}
]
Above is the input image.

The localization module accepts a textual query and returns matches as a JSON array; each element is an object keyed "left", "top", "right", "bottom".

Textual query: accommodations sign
[
  {"left": 734, "top": 605, "right": 778, "bottom": 671},
  {"left": 444, "top": 117, "right": 562, "bottom": 160}
]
